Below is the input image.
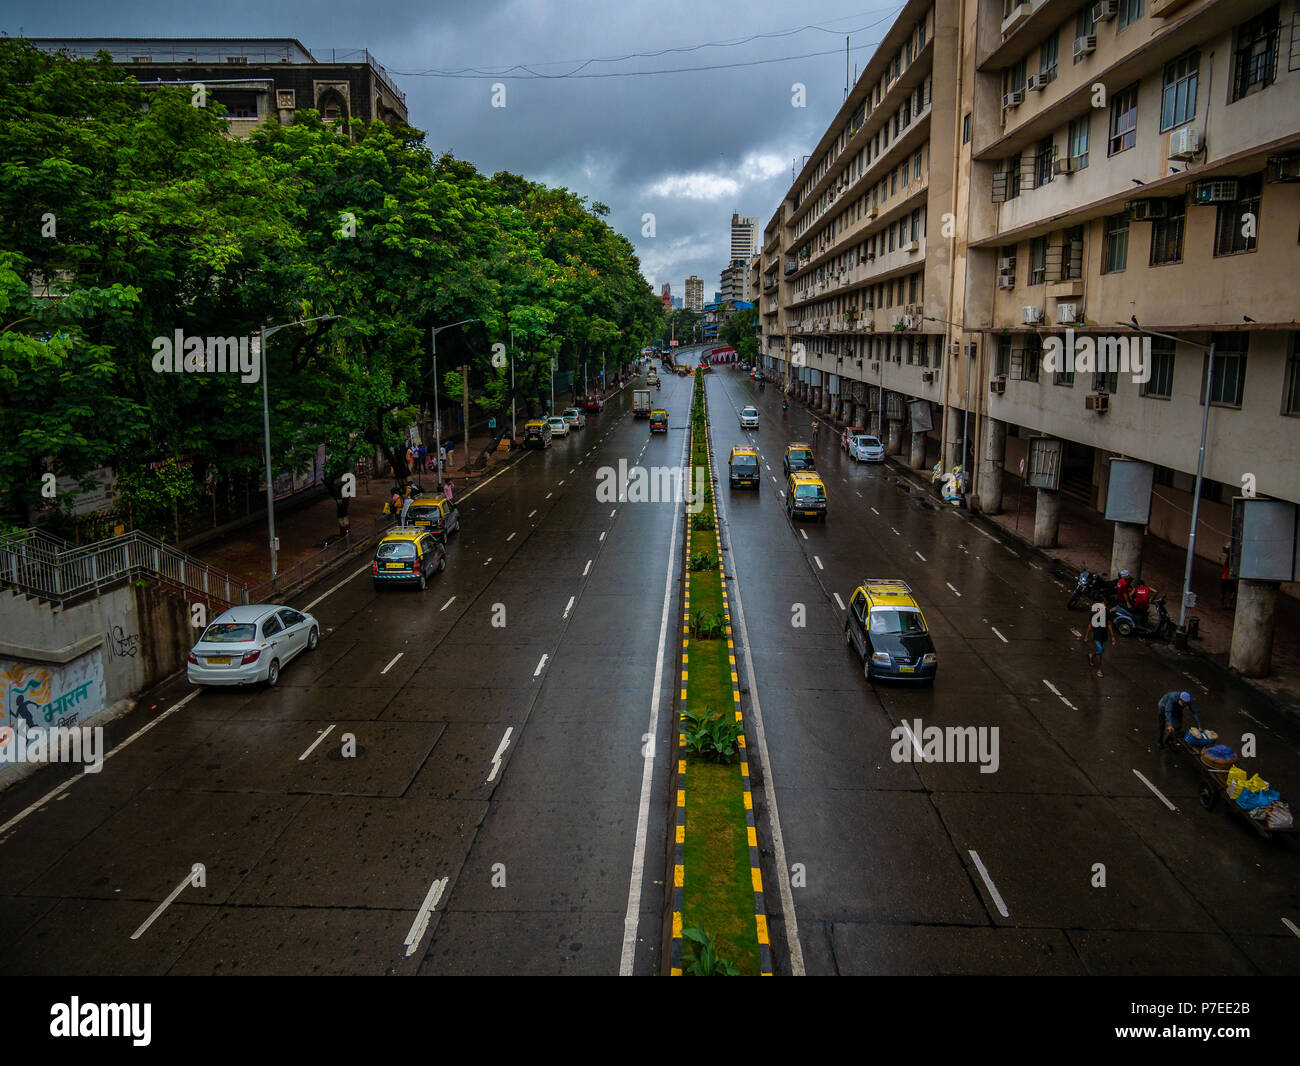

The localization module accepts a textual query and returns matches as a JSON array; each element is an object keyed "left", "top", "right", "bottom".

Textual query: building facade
[
  {"left": 685, "top": 275, "right": 705, "bottom": 312},
  {"left": 731, "top": 213, "right": 759, "bottom": 260}
]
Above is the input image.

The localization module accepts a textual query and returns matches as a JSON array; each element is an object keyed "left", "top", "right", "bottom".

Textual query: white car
[
  {"left": 562, "top": 407, "right": 586, "bottom": 429},
  {"left": 187, "top": 604, "right": 319, "bottom": 687},
  {"left": 546, "top": 415, "right": 570, "bottom": 437},
  {"left": 739, "top": 405, "right": 759, "bottom": 429},
  {"left": 848, "top": 434, "right": 886, "bottom": 462}
]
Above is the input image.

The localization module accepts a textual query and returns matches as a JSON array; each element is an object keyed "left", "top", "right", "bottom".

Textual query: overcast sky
[{"left": 4, "top": 0, "right": 906, "bottom": 299}]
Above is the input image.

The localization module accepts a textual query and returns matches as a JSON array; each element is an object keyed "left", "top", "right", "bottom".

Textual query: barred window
[
  {"left": 1142, "top": 338, "right": 1176, "bottom": 398},
  {"left": 1103, "top": 212, "right": 1129, "bottom": 274},
  {"left": 1160, "top": 51, "right": 1199, "bottom": 133},
  {"left": 1149, "top": 200, "right": 1186, "bottom": 265},
  {"left": 1231, "top": 5, "right": 1279, "bottom": 102},
  {"left": 1214, "top": 176, "right": 1260, "bottom": 256},
  {"left": 1108, "top": 83, "right": 1138, "bottom": 155},
  {"left": 1204, "top": 333, "right": 1248, "bottom": 407}
]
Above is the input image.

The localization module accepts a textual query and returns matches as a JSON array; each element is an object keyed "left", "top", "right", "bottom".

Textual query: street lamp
[
  {"left": 1120, "top": 317, "right": 1216, "bottom": 635},
  {"left": 431, "top": 318, "right": 479, "bottom": 490},
  {"left": 258, "top": 313, "right": 341, "bottom": 591}
]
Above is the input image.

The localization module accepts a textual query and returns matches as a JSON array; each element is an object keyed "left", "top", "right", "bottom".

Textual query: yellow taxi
[
  {"left": 785, "top": 471, "right": 827, "bottom": 521},
  {"left": 523, "top": 419, "right": 552, "bottom": 448},
  {"left": 782, "top": 443, "right": 815, "bottom": 475},
  {"left": 649, "top": 409, "right": 669, "bottom": 433},
  {"left": 844, "top": 579, "right": 937, "bottom": 682},
  {"left": 372, "top": 529, "right": 446, "bottom": 591},
  {"left": 405, "top": 494, "right": 460, "bottom": 540},
  {"left": 728, "top": 445, "right": 760, "bottom": 489}
]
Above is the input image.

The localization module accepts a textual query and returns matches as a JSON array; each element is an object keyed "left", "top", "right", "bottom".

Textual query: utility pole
[
  {"left": 461, "top": 363, "right": 470, "bottom": 478},
  {"left": 509, "top": 330, "right": 516, "bottom": 442}
]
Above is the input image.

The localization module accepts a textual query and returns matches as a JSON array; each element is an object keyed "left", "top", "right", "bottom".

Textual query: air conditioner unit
[
  {"left": 1266, "top": 154, "right": 1300, "bottom": 183},
  {"left": 1073, "top": 34, "right": 1097, "bottom": 58},
  {"left": 1192, "top": 179, "right": 1238, "bottom": 204},
  {"left": 998, "top": 256, "right": 1015, "bottom": 272},
  {"left": 1022, "top": 305, "right": 1044, "bottom": 324},
  {"left": 903, "top": 315, "right": 915, "bottom": 329},
  {"left": 1129, "top": 198, "right": 1169, "bottom": 221},
  {"left": 1168, "top": 126, "right": 1202, "bottom": 161},
  {"left": 989, "top": 378, "right": 1007, "bottom": 395},
  {"left": 1026, "top": 73, "right": 1047, "bottom": 92},
  {"left": 1086, "top": 392, "right": 1109, "bottom": 412},
  {"left": 902, "top": 240, "right": 920, "bottom": 253},
  {"left": 1057, "top": 303, "right": 1079, "bottom": 324},
  {"left": 1093, "top": 0, "right": 1119, "bottom": 22},
  {"left": 921, "top": 371, "right": 934, "bottom": 382},
  {"left": 864, "top": 207, "right": 878, "bottom": 222},
  {"left": 997, "top": 274, "right": 1016, "bottom": 290},
  {"left": 891, "top": 315, "right": 903, "bottom": 328},
  {"left": 1003, "top": 89, "right": 1025, "bottom": 109},
  {"left": 865, "top": 250, "right": 876, "bottom": 261},
  {"left": 871, "top": 362, "right": 881, "bottom": 371},
  {"left": 1053, "top": 156, "right": 1078, "bottom": 175},
  {"left": 950, "top": 342, "right": 961, "bottom": 356}
]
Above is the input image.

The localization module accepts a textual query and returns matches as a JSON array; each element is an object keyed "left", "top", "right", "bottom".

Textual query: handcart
[{"left": 1168, "top": 735, "right": 1296, "bottom": 839}]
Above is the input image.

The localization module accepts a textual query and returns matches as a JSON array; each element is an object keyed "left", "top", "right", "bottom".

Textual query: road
[
  {"left": 706, "top": 366, "right": 1300, "bottom": 976},
  {"left": 0, "top": 373, "right": 692, "bottom": 976}
]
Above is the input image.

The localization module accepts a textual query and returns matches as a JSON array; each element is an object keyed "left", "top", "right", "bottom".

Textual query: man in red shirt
[{"left": 1114, "top": 569, "right": 1134, "bottom": 609}]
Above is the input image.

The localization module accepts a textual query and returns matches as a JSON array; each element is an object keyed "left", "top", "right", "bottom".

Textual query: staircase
[{"left": 1, "top": 527, "right": 249, "bottom": 611}]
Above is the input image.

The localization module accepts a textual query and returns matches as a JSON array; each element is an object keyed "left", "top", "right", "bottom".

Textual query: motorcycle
[
  {"left": 655, "top": 380, "right": 661, "bottom": 390},
  {"left": 1113, "top": 596, "right": 1176, "bottom": 641},
  {"left": 1067, "top": 567, "right": 1119, "bottom": 611},
  {"left": 782, "top": 398, "right": 789, "bottom": 411}
]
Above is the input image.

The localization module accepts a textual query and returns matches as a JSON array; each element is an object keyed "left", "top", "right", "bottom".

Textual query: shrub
[
  {"left": 691, "top": 608, "right": 725, "bottom": 639},
  {"left": 681, "top": 708, "right": 742, "bottom": 763},
  {"left": 690, "top": 550, "right": 715, "bottom": 571},
  {"left": 691, "top": 511, "right": 714, "bottom": 532}
]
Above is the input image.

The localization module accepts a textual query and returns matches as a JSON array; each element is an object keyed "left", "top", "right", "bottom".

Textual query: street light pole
[
  {"left": 1121, "top": 320, "right": 1216, "bottom": 631},
  {"left": 509, "top": 329, "right": 516, "bottom": 442},
  {"left": 259, "top": 313, "right": 340, "bottom": 592},
  {"left": 430, "top": 318, "right": 479, "bottom": 490}
]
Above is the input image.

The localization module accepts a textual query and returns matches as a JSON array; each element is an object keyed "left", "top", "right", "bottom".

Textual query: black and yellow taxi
[
  {"left": 649, "top": 409, "right": 669, "bottom": 433},
  {"left": 728, "top": 445, "right": 760, "bottom": 489},
  {"left": 785, "top": 470, "right": 827, "bottom": 521},
  {"left": 523, "top": 419, "right": 552, "bottom": 449},
  {"left": 372, "top": 529, "right": 446, "bottom": 591},
  {"left": 405, "top": 494, "right": 460, "bottom": 541},
  {"left": 844, "top": 579, "right": 937, "bottom": 682},
  {"left": 782, "top": 442, "right": 815, "bottom": 475}
]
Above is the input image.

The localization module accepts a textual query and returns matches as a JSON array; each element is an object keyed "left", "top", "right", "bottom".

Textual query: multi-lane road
[{"left": 0, "top": 358, "right": 1297, "bottom": 976}]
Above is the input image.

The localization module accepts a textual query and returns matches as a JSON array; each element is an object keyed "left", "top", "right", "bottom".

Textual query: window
[
  {"left": 1103, "top": 212, "right": 1129, "bottom": 273},
  {"left": 1149, "top": 199, "right": 1186, "bottom": 265},
  {"left": 908, "top": 273, "right": 918, "bottom": 302},
  {"left": 1030, "top": 237, "right": 1047, "bottom": 285},
  {"left": 1142, "top": 338, "right": 1176, "bottom": 398},
  {"left": 1076, "top": 5, "right": 1096, "bottom": 47},
  {"left": 1284, "top": 335, "right": 1300, "bottom": 416},
  {"left": 963, "top": 113, "right": 971, "bottom": 144},
  {"left": 1065, "top": 226, "right": 1084, "bottom": 279},
  {"left": 888, "top": 225, "right": 896, "bottom": 252},
  {"left": 1040, "top": 32, "right": 1058, "bottom": 83},
  {"left": 891, "top": 169, "right": 898, "bottom": 196},
  {"left": 1035, "top": 136, "right": 1055, "bottom": 187},
  {"left": 1054, "top": 359, "right": 1075, "bottom": 386},
  {"left": 1093, "top": 368, "right": 1119, "bottom": 393},
  {"left": 1231, "top": 5, "right": 1279, "bottom": 102},
  {"left": 1214, "top": 176, "right": 1261, "bottom": 256},
  {"left": 1118, "top": 0, "right": 1144, "bottom": 31},
  {"left": 910, "top": 208, "right": 922, "bottom": 242},
  {"left": 1010, "top": 57, "right": 1027, "bottom": 93},
  {"left": 1068, "top": 114, "right": 1090, "bottom": 170},
  {"left": 1160, "top": 51, "right": 1199, "bottom": 132},
  {"left": 1108, "top": 83, "right": 1138, "bottom": 155},
  {"left": 1023, "top": 335, "right": 1041, "bottom": 382},
  {"left": 996, "top": 336, "right": 1011, "bottom": 378},
  {"left": 914, "top": 150, "right": 923, "bottom": 180},
  {"left": 1204, "top": 333, "right": 1248, "bottom": 406}
]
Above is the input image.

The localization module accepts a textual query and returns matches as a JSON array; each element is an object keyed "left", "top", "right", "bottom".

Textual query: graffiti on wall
[
  {"left": 2, "top": 651, "right": 105, "bottom": 735},
  {"left": 105, "top": 625, "right": 139, "bottom": 661}
]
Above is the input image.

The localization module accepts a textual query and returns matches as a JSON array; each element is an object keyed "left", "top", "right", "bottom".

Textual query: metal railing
[
  {"left": 1, "top": 527, "right": 249, "bottom": 609},
  {"left": 240, "top": 513, "right": 396, "bottom": 604}
]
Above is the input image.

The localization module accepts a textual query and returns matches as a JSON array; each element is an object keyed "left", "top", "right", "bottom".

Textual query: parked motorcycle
[
  {"left": 1113, "top": 596, "right": 1176, "bottom": 641},
  {"left": 1067, "top": 567, "right": 1120, "bottom": 611}
]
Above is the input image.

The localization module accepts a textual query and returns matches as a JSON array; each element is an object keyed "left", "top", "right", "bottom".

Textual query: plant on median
[
  {"left": 691, "top": 511, "right": 715, "bottom": 532},
  {"left": 682, "top": 927, "right": 740, "bottom": 976},
  {"left": 690, "top": 608, "right": 725, "bottom": 639},
  {"left": 681, "top": 708, "right": 742, "bottom": 763},
  {"left": 690, "top": 549, "right": 716, "bottom": 572}
]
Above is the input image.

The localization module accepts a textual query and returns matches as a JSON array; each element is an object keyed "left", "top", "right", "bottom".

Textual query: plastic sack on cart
[
  {"left": 1237, "top": 787, "right": 1280, "bottom": 811},
  {"left": 1201, "top": 744, "right": 1237, "bottom": 768},
  {"left": 1243, "top": 773, "right": 1270, "bottom": 793},
  {"left": 1184, "top": 727, "right": 1218, "bottom": 748},
  {"left": 1226, "top": 766, "right": 1248, "bottom": 800},
  {"left": 1265, "top": 802, "right": 1293, "bottom": 830}
]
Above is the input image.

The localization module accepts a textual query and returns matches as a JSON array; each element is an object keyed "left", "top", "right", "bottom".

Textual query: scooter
[
  {"left": 1067, "top": 567, "right": 1119, "bottom": 610},
  {"left": 782, "top": 398, "right": 789, "bottom": 411},
  {"left": 759, "top": 380, "right": 765, "bottom": 392},
  {"left": 1113, "top": 596, "right": 1176, "bottom": 641}
]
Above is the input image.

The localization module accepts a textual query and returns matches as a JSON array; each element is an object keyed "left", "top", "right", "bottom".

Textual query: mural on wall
[{"left": 1, "top": 650, "right": 105, "bottom": 736}]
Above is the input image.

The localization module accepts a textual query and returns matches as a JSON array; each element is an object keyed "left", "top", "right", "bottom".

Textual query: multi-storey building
[
  {"left": 731, "top": 214, "right": 760, "bottom": 260},
  {"left": 759, "top": 0, "right": 1300, "bottom": 668},
  {"left": 685, "top": 275, "right": 705, "bottom": 312},
  {"left": 30, "top": 38, "right": 408, "bottom": 136}
]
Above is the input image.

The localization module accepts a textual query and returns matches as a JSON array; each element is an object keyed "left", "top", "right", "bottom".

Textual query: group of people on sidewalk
[{"left": 404, "top": 441, "right": 456, "bottom": 475}]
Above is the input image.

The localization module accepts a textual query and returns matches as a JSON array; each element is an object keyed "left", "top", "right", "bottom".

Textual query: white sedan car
[
  {"left": 562, "top": 407, "right": 586, "bottom": 429},
  {"left": 187, "top": 604, "right": 319, "bottom": 687},
  {"left": 546, "top": 415, "right": 570, "bottom": 437},
  {"left": 848, "top": 434, "right": 886, "bottom": 462},
  {"left": 739, "top": 405, "right": 760, "bottom": 429}
]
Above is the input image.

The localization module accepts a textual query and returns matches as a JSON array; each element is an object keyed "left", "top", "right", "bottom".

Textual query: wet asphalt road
[
  {"left": 2, "top": 358, "right": 1297, "bottom": 977},
  {"left": 706, "top": 367, "right": 1300, "bottom": 976},
  {"left": 0, "top": 371, "right": 692, "bottom": 976}
]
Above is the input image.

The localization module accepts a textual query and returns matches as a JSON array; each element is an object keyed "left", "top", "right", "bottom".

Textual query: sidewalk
[{"left": 793, "top": 385, "right": 1300, "bottom": 719}]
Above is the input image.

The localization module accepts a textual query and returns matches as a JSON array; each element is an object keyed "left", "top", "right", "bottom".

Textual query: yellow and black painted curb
[{"left": 669, "top": 415, "right": 694, "bottom": 978}]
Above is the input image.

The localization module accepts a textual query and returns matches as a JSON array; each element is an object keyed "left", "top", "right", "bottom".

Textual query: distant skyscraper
[
  {"left": 730, "top": 214, "right": 758, "bottom": 261},
  {"left": 661, "top": 283, "right": 672, "bottom": 312},
  {"left": 684, "top": 275, "right": 704, "bottom": 312}
]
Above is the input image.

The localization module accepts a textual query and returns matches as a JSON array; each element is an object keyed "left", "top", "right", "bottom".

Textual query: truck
[{"left": 633, "top": 389, "right": 651, "bottom": 418}]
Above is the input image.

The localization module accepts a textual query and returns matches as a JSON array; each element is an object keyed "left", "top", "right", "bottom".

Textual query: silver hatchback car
[{"left": 187, "top": 604, "right": 319, "bottom": 687}]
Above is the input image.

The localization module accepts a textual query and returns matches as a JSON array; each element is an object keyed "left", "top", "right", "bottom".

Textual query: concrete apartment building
[
  {"left": 760, "top": 0, "right": 1300, "bottom": 666},
  {"left": 685, "top": 275, "right": 705, "bottom": 312},
  {"left": 731, "top": 213, "right": 760, "bottom": 259},
  {"left": 30, "top": 38, "right": 409, "bottom": 137}
]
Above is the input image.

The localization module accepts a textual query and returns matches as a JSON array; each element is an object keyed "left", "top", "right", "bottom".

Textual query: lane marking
[
  {"left": 1069, "top": 627, "right": 1082, "bottom": 638},
  {"left": 130, "top": 867, "right": 201, "bottom": 940},
  {"left": 946, "top": 582, "right": 961, "bottom": 597},
  {"left": 563, "top": 595, "right": 575, "bottom": 619},
  {"left": 545, "top": 492, "right": 552, "bottom": 499},
  {"left": 969, "top": 850, "right": 1010, "bottom": 919},
  {"left": 610, "top": 509, "right": 617, "bottom": 518},
  {"left": 1042, "top": 679, "right": 1077, "bottom": 710},
  {"left": 306, "top": 561, "right": 373, "bottom": 612},
  {"left": 915, "top": 550, "right": 926, "bottom": 562},
  {"left": 483, "top": 556, "right": 493, "bottom": 566},
  {"left": 891, "top": 527, "right": 900, "bottom": 536},
  {"left": 833, "top": 592, "right": 845, "bottom": 610},
  {"left": 380, "top": 653, "right": 403, "bottom": 675},
  {"left": 298, "top": 724, "right": 336, "bottom": 762},
  {"left": 1283, "top": 918, "right": 1300, "bottom": 939},
  {"left": 569, "top": 468, "right": 575, "bottom": 474},
  {"left": 487, "top": 727, "right": 514, "bottom": 783},
  {"left": 600, "top": 532, "right": 606, "bottom": 542},
  {"left": 533, "top": 654, "right": 548, "bottom": 677},
  {"left": 799, "top": 529, "right": 808, "bottom": 541},
  {"left": 403, "top": 876, "right": 449, "bottom": 957},
  {"left": 991, "top": 626, "right": 1008, "bottom": 643},
  {"left": 507, "top": 532, "right": 516, "bottom": 542},
  {"left": 583, "top": 559, "right": 592, "bottom": 576},
  {"left": 1133, "top": 769, "right": 1178, "bottom": 812},
  {"left": 528, "top": 510, "right": 537, "bottom": 518},
  {"left": 870, "top": 506, "right": 879, "bottom": 515},
  {"left": 559, "top": 479, "right": 565, "bottom": 486},
  {"left": 440, "top": 596, "right": 455, "bottom": 611},
  {"left": 814, "top": 555, "right": 824, "bottom": 570}
]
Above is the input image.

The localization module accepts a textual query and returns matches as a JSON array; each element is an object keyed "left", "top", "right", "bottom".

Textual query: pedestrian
[
  {"left": 1219, "top": 544, "right": 1236, "bottom": 609},
  {"left": 406, "top": 445, "right": 414, "bottom": 471},
  {"left": 1156, "top": 690, "right": 1201, "bottom": 750},
  {"left": 1082, "top": 600, "right": 1115, "bottom": 678},
  {"left": 1115, "top": 569, "right": 1134, "bottom": 609},
  {"left": 389, "top": 485, "right": 402, "bottom": 519},
  {"left": 443, "top": 479, "right": 454, "bottom": 503},
  {"left": 438, "top": 443, "right": 447, "bottom": 475},
  {"left": 416, "top": 443, "right": 426, "bottom": 473}
]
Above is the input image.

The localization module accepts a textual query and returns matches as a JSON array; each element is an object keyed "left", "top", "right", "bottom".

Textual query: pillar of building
[
  {"left": 1033, "top": 489, "right": 1061, "bottom": 548},
  {"left": 1110, "top": 522, "right": 1145, "bottom": 581},
  {"left": 822, "top": 389, "right": 833, "bottom": 413},
  {"left": 855, "top": 402, "right": 868, "bottom": 428},
  {"left": 1229, "top": 580, "right": 1278, "bottom": 678},
  {"left": 975, "top": 417, "right": 1006, "bottom": 515},
  {"left": 944, "top": 406, "right": 963, "bottom": 470},
  {"left": 885, "top": 419, "right": 903, "bottom": 454},
  {"left": 908, "top": 431, "right": 927, "bottom": 469}
]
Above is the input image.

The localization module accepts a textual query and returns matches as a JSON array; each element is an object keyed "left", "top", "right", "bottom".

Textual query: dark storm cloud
[{"left": 6, "top": 0, "right": 905, "bottom": 296}]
